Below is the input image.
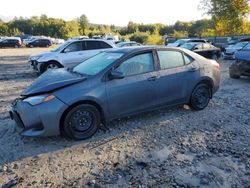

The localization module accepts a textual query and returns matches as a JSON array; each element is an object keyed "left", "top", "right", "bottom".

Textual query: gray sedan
[{"left": 10, "top": 47, "right": 221, "bottom": 140}]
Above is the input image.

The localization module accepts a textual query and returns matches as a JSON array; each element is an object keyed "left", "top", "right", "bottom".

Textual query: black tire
[
  {"left": 41, "top": 61, "right": 62, "bottom": 73},
  {"left": 189, "top": 83, "right": 211, "bottom": 111},
  {"left": 229, "top": 69, "right": 240, "bottom": 79},
  {"left": 63, "top": 104, "right": 101, "bottom": 140}
]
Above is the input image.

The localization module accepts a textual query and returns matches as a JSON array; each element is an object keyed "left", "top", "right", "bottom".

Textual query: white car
[{"left": 28, "top": 39, "right": 115, "bottom": 73}]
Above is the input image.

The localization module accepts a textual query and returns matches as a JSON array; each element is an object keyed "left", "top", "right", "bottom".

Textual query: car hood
[
  {"left": 235, "top": 50, "right": 250, "bottom": 62},
  {"left": 21, "top": 68, "right": 87, "bottom": 96},
  {"left": 225, "top": 47, "right": 242, "bottom": 52},
  {"left": 29, "top": 51, "right": 55, "bottom": 61}
]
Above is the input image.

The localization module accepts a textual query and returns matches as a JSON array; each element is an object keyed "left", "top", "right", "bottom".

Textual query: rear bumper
[{"left": 10, "top": 97, "right": 68, "bottom": 137}]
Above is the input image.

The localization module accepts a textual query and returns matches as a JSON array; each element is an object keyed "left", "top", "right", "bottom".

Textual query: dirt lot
[{"left": 0, "top": 48, "right": 249, "bottom": 188}]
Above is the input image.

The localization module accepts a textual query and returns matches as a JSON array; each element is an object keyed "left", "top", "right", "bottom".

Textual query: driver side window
[
  {"left": 64, "top": 42, "right": 83, "bottom": 52},
  {"left": 116, "top": 52, "right": 154, "bottom": 77}
]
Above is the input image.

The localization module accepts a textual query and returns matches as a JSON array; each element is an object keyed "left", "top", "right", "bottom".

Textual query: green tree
[
  {"left": 0, "top": 20, "right": 8, "bottom": 35},
  {"left": 64, "top": 20, "right": 80, "bottom": 38},
  {"left": 200, "top": 0, "right": 250, "bottom": 35},
  {"left": 79, "top": 14, "right": 89, "bottom": 35}
]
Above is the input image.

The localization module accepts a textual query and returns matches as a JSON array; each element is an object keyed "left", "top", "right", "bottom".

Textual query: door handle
[
  {"left": 78, "top": 53, "right": 83, "bottom": 55},
  {"left": 147, "top": 76, "right": 159, "bottom": 81}
]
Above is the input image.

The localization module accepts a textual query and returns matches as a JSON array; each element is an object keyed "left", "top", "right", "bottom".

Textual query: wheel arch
[
  {"left": 192, "top": 77, "right": 214, "bottom": 98},
  {"left": 40, "top": 60, "right": 63, "bottom": 73},
  {"left": 59, "top": 100, "right": 105, "bottom": 135}
]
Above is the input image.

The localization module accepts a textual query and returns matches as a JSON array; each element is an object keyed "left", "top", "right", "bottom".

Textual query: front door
[
  {"left": 60, "top": 41, "right": 86, "bottom": 67},
  {"left": 106, "top": 52, "right": 158, "bottom": 118}
]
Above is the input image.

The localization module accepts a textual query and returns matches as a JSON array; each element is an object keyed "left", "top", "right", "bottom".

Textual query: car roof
[
  {"left": 103, "top": 46, "right": 186, "bottom": 53},
  {"left": 69, "top": 38, "right": 115, "bottom": 46}
]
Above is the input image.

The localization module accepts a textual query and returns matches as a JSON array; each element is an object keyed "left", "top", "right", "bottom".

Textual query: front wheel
[
  {"left": 63, "top": 104, "right": 101, "bottom": 140},
  {"left": 41, "top": 61, "right": 62, "bottom": 73},
  {"left": 189, "top": 83, "right": 211, "bottom": 111}
]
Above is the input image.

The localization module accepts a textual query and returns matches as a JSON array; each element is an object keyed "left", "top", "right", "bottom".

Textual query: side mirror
[
  {"left": 63, "top": 48, "right": 70, "bottom": 53},
  {"left": 109, "top": 70, "right": 124, "bottom": 80}
]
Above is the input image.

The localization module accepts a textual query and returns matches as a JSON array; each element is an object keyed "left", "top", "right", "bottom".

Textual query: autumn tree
[{"left": 200, "top": 0, "right": 250, "bottom": 35}]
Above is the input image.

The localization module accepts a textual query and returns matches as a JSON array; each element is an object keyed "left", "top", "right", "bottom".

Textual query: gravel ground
[{"left": 0, "top": 48, "right": 249, "bottom": 188}]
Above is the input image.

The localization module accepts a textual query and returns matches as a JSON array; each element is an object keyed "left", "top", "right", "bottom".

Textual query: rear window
[{"left": 158, "top": 50, "right": 185, "bottom": 69}]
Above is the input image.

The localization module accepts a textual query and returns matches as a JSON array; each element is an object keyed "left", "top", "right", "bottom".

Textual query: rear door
[
  {"left": 154, "top": 50, "right": 200, "bottom": 105},
  {"left": 82, "top": 41, "right": 113, "bottom": 60},
  {"left": 106, "top": 51, "right": 158, "bottom": 118}
]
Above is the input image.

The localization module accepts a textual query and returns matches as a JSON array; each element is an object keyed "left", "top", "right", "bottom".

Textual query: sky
[{"left": 0, "top": 0, "right": 209, "bottom": 26}]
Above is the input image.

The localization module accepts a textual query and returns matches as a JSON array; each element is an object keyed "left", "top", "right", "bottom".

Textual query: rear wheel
[
  {"left": 189, "top": 83, "right": 211, "bottom": 111},
  {"left": 14, "top": 45, "right": 19, "bottom": 48},
  {"left": 63, "top": 104, "right": 101, "bottom": 140},
  {"left": 229, "top": 71, "right": 240, "bottom": 79}
]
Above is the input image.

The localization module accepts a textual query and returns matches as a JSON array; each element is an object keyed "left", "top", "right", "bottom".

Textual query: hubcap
[
  {"left": 70, "top": 110, "right": 93, "bottom": 132},
  {"left": 47, "top": 64, "right": 59, "bottom": 69}
]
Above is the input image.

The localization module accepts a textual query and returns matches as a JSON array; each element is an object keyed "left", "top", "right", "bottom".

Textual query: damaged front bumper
[{"left": 9, "top": 96, "right": 68, "bottom": 137}]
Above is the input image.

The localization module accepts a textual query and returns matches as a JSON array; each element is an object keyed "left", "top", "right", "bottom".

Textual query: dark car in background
[
  {"left": 0, "top": 38, "right": 21, "bottom": 48},
  {"left": 10, "top": 47, "right": 220, "bottom": 140},
  {"left": 167, "top": 38, "right": 209, "bottom": 47},
  {"left": 229, "top": 42, "right": 250, "bottom": 79},
  {"left": 26, "top": 38, "right": 52, "bottom": 48},
  {"left": 181, "top": 42, "right": 221, "bottom": 60}
]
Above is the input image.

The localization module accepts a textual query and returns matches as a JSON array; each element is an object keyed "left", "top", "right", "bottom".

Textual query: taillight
[{"left": 210, "top": 60, "right": 220, "bottom": 69}]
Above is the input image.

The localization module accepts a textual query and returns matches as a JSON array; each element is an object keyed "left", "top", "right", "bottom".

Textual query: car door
[
  {"left": 106, "top": 51, "right": 158, "bottom": 118},
  {"left": 83, "top": 41, "right": 112, "bottom": 60},
  {"left": 154, "top": 50, "right": 200, "bottom": 105},
  {"left": 60, "top": 41, "right": 85, "bottom": 67}
]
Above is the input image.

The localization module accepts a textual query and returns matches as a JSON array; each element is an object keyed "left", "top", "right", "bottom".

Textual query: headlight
[
  {"left": 30, "top": 55, "right": 42, "bottom": 61},
  {"left": 23, "top": 95, "right": 55, "bottom": 106}
]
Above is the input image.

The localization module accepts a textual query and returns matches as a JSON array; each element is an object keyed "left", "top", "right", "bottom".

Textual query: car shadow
[{"left": 0, "top": 105, "right": 192, "bottom": 166}]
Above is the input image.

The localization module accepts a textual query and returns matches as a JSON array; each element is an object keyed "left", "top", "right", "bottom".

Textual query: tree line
[{"left": 0, "top": 0, "right": 249, "bottom": 44}]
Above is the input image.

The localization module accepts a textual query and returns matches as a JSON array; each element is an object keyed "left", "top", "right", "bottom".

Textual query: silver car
[
  {"left": 10, "top": 47, "right": 221, "bottom": 140},
  {"left": 28, "top": 39, "right": 115, "bottom": 73}
]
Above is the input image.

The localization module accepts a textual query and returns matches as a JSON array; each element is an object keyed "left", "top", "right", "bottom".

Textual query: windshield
[
  {"left": 180, "top": 43, "right": 196, "bottom": 50},
  {"left": 242, "top": 43, "right": 250, "bottom": 50},
  {"left": 233, "top": 42, "right": 248, "bottom": 48},
  {"left": 174, "top": 39, "right": 188, "bottom": 46},
  {"left": 51, "top": 41, "right": 71, "bottom": 52},
  {"left": 73, "top": 52, "right": 124, "bottom": 76}
]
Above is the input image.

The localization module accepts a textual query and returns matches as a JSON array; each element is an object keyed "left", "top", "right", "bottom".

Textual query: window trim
[
  {"left": 114, "top": 51, "right": 156, "bottom": 78},
  {"left": 183, "top": 52, "right": 194, "bottom": 65}
]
